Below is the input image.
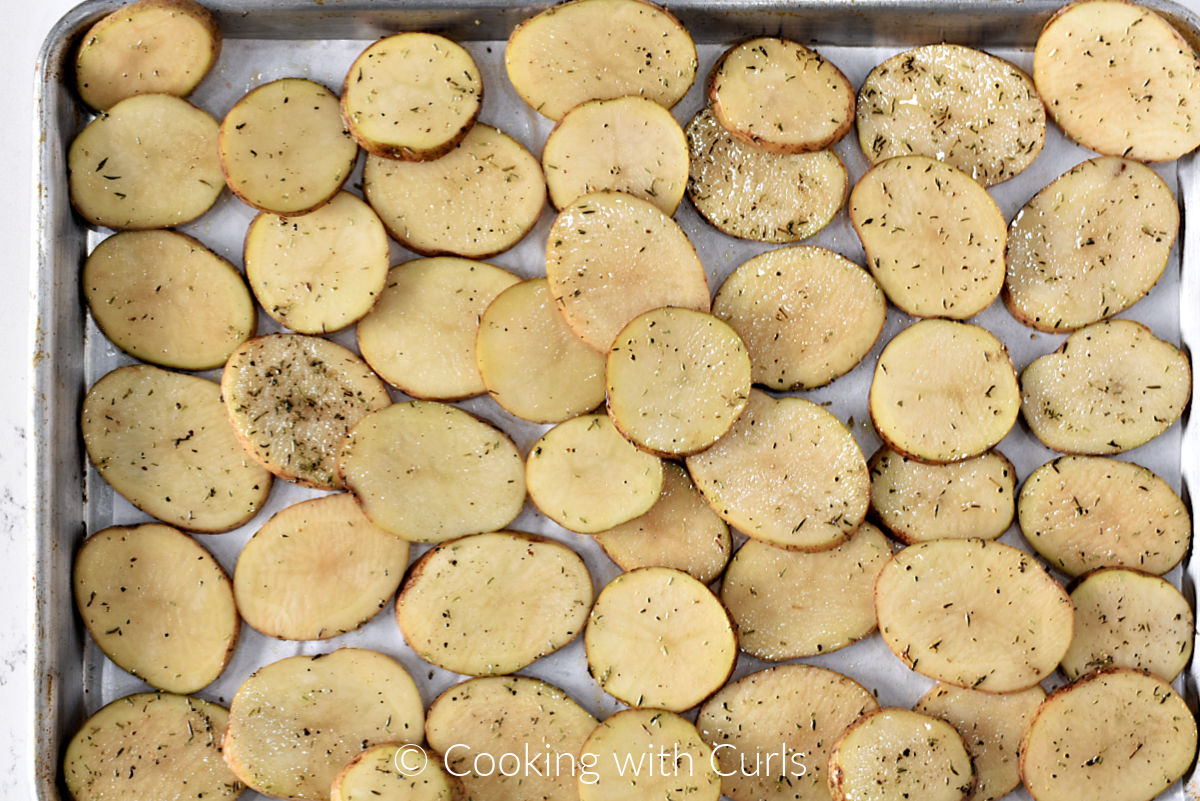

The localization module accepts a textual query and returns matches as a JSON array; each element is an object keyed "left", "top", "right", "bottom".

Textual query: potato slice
[
  {"left": 1020, "top": 668, "right": 1197, "bottom": 801},
  {"left": 225, "top": 649, "right": 424, "bottom": 801},
  {"left": 869, "top": 320, "right": 1020, "bottom": 463},
  {"left": 475, "top": 278, "right": 607, "bottom": 424},
  {"left": 395, "top": 531, "right": 592, "bottom": 676},
  {"left": 875, "top": 539, "right": 1074, "bottom": 692},
  {"left": 1018, "top": 455, "right": 1190, "bottom": 576},
  {"left": 1005, "top": 157, "right": 1178, "bottom": 332},
  {"left": 585, "top": 566, "right": 736, "bottom": 711},
  {"left": 526, "top": 413, "right": 663, "bottom": 534},
  {"left": 83, "top": 230, "right": 255, "bottom": 370},
  {"left": 364, "top": 123, "right": 543, "bottom": 258},
  {"left": 234, "top": 493, "right": 410, "bottom": 640},
  {"left": 868, "top": 447, "right": 1016, "bottom": 544},
  {"left": 685, "top": 389, "right": 869, "bottom": 550},
  {"left": 341, "top": 32, "right": 482, "bottom": 160},
  {"left": 222, "top": 334, "right": 390, "bottom": 490},
  {"left": 356, "top": 257, "right": 519, "bottom": 400},
  {"left": 708, "top": 37, "right": 854, "bottom": 153},
  {"left": 333, "top": 745, "right": 455, "bottom": 801},
  {"left": 82, "top": 364, "right": 272, "bottom": 533},
  {"left": 712, "top": 245, "right": 886, "bottom": 390},
  {"left": 69, "top": 93, "right": 223, "bottom": 230},
  {"left": 606, "top": 308, "right": 751, "bottom": 456},
  {"left": 505, "top": 0, "right": 697, "bottom": 121},
  {"left": 340, "top": 401, "right": 525, "bottom": 543},
  {"left": 850, "top": 155, "right": 1006, "bottom": 319},
  {"left": 856, "top": 44, "right": 1045, "bottom": 186},
  {"left": 546, "top": 191, "right": 710, "bottom": 352},
  {"left": 1034, "top": 0, "right": 1200, "bottom": 161},
  {"left": 579, "top": 709, "right": 720, "bottom": 801},
  {"left": 696, "top": 664, "right": 880, "bottom": 801},
  {"left": 1020, "top": 319, "right": 1190, "bottom": 454}
]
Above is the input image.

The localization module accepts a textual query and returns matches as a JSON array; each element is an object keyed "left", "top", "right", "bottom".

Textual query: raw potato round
[
  {"left": 721, "top": 522, "right": 890, "bottom": 660},
  {"left": 356, "top": 257, "right": 519, "bottom": 400},
  {"left": 712, "top": 245, "right": 886, "bottom": 390},
  {"left": 68, "top": 93, "right": 223, "bottom": 230},
  {"left": 869, "top": 320, "right": 1019, "bottom": 463},
  {"left": 81, "top": 364, "right": 272, "bottom": 533},
  {"left": 505, "top": 0, "right": 697, "bottom": 121},
  {"left": 850, "top": 155, "right": 1007, "bottom": 319},
  {"left": 221, "top": 334, "right": 391, "bottom": 490},
  {"left": 874, "top": 538, "right": 1074, "bottom": 692},
  {"left": 685, "top": 389, "right": 869, "bottom": 550},
  {"left": 83, "top": 230, "right": 255, "bottom": 370},
  {"left": 1005, "top": 156, "right": 1178, "bottom": 332},
  {"left": 73, "top": 524, "right": 238, "bottom": 693},
  {"left": 579, "top": 709, "right": 720, "bottom": 801},
  {"left": 364, "top": 123, "right": 544, "bottom": 258},
  {"left": 606, "top": 308, "right": 751, "bottom": 456},
  {"left": 333, "top": 745, "right": 454, "bottom": 801},
  {"left": 856, "top": 44, "right": 1046, "bottom": 186},
  {"left": 233, "top": 493, "right": 410, "bottom": 641},
  {"left": 395, "top": 531, "right": 593, "bottom": 676}
]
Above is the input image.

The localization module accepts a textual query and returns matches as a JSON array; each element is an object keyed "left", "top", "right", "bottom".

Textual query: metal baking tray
[{"left": 30, "top": 2, "right": 1200, "bottom": 800}]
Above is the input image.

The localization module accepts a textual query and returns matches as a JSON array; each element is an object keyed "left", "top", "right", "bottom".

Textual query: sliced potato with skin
[
  {"left": 579, "top": 709, "right": 720, "bottom": 801},
  {"left": 332, "top": 745, "right": 454, "bottom": 801}
]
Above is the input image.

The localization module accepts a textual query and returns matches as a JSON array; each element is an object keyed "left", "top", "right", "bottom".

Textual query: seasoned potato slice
[
  {"left": 83, "top": 230, "right": 255, "bottom": 370},
  {"left": 856, "top": 44, "right": 1045, "bottom": 186},
  {"left": 82, "top": 365, "right": 271, "bottom": 533},
  {"left": 721, "top": 522, "right": 890, "bottom": 660},
  {"left": 340, "top": 401, "right": 525, "bottom": 543},
  {"left": 712, "top": 246, "right": 885, "bottom": 390},
  {"left": 1034, "top": 0, "right": 1200, "bottom": 161},
  {"left": 395, "top": 531, "right": 593, "bottom": 675},
  {"left": 69, "top": 93, "right": 223, "bottom": 230},
  {"left": 356, "top": 257, "right": 519, "bottom": 400},
  {"left": 870, "top": 320, "right": 1019, "bottom": 463},
  {"left": 850, "top": 156, "right": 1006, "bottom": 318},
  {"left": 1020, "top": 319, "right": 1190, "bottom": 454},
  {"left": 1005, "top": 157, "right": 1178, "bottom": 332},
  {"left": 233, "top": 493, "right": 410, "bottom": 640},
  {"left": 526, "top": 413, "right": 663, "bottom": 533},
  {"left": 333, "top": 745, "right": 454, "bottom": 801},
  {"left": 222, "top": 334, "right": 390, "bottom": 490},
  {"left": 579, "top": 709, "right": 720, "bottom": 801},
  {"left": 686, "top": 389, "right": 869, "bottom": 550},
  {"left": 1020, "top": 669, "right": 1198, "bottom": 801},
  {"left": 875, "top": 539, "right": 1074, "bottom": 692},
  {"left": 506, "top": 0, "right": 697, "bottom": 121}
]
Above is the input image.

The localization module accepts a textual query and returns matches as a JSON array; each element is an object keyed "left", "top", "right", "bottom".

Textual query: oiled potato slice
[
  {"left": 526, "top": 413, "right": 663, "bottom": 533},
  {"left": 1034, "top": 0, "right": 1200, "bottom": 161},
  {"left": 83, "top": 230, "right": 255, "bottom": 370},
  {"left": 222, "top": 334, "right": 390, "bottom": 490},
  {"left": 686, "top": 389, "right": 869, "bottom": 550},
  {"left": 857, "top": 44, "right": 1045, "bottom": 186},
  {"left": 712, "top": 246, "right": 886, "bottom": 390},
  {"left": 1018, "top": 455, "right": 1190, "bottom": 576},
  {"left": 333, "top": 745, "right": 454, "bottom": 801},
  {"left": 1005, "top": 157, "right": 1178, "bottom": 332},
  {"left": 721, "top": 522, "right": 890, "bottom": 660},
  {"left": 356, "top": 257, "right": 519, "bottom": 400},
  {"left": 579, "top": 709, "right": 720, "bottom": 801},
  {"left": 506, "top": 0, "right": 697, "bottom": 121},
  {"left": 364, "top": 123, "right": 543, "bottom": 258},
  {"left": 341, "top": 32, "right": 482, "bottom": 160},
  {"left": 870, "top": 320, "right": 1019, "bottom": 463},
  {"left": 586, "top": 567, "right": 736, "bottom": 711},
  {"left": 68, "top": 93, "right": 222, "bottom": 230},
  {"left": 225, "top": 649, "right": 424, "bottom": 801},
  {"left": 1020, "top": 319, "right": 1190, "bottom": 454},
  {"left": 475, "top": 278, "right": 607, "bottom": 424},
  {"left": 395, "top": 531, "right": 592, "bottom": 675},
  {"left": 850, "top": 156, "right": 1006, "bottom": 318},
  {"left": 546, "top": 191, "right": 710, "bottom": 351},
  {"left": 234, "top": 493, "right": 410, "bottom": 640},
  {"left": 82, "top": 365, "right": 272, "bottom": 533},
  {"left": 340, "top": 401, "right": 525, "bottom": 543},
  {"left": 1020, "top": 669, "right": 1198, "bottom": 801},
  {"left": 875, "top": 539, "right": 1074, "bottom": 692}
]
